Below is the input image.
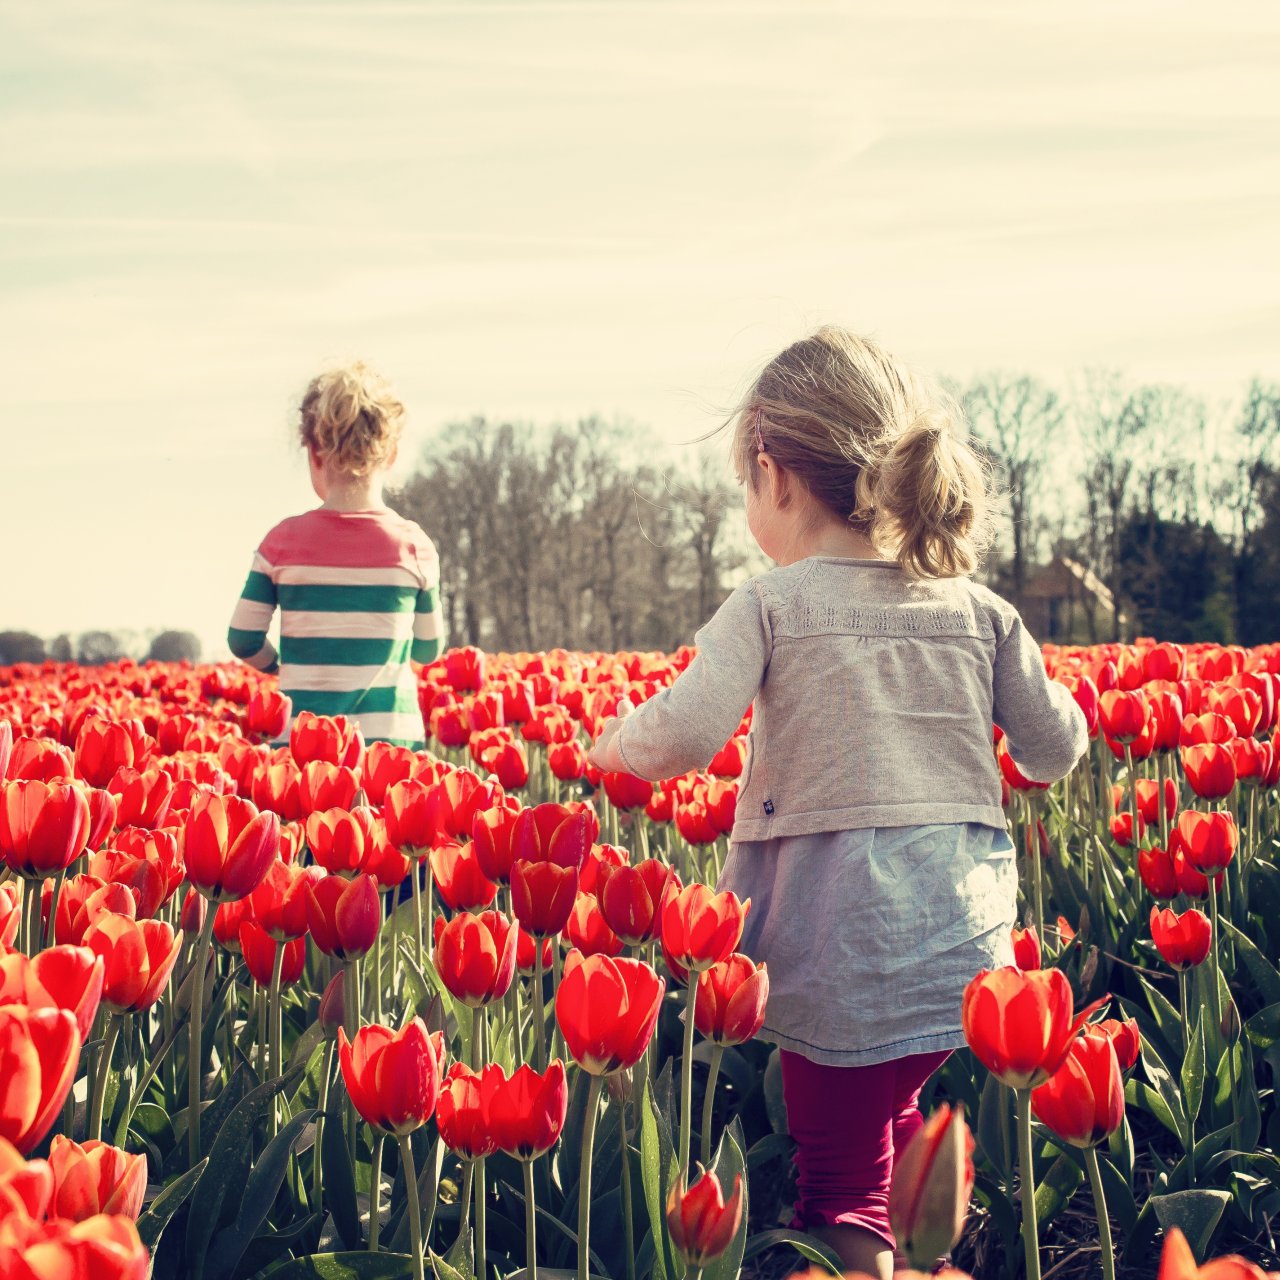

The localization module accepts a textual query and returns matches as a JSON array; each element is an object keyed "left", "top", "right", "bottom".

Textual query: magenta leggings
[{"left": 780, "top": 1048, "right": 951, "bottom": 1249}]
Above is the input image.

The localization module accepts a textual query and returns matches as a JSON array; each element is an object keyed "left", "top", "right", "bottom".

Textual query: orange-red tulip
[
  {"left": 304, "top": 807, "right": 367, "bottom": 874},
  {"left": 431, "top": 840, "right": 498, "bottom": 912},
  {"left": 1175, "top": 810, "right": 1238, "bottom": 874},
  {"left": 511, "top": 857, "right": 578, "bottom": 938},
  {"left": 1031, "top": 1031, "right": 1124, "bottom": 1146},
  {"left": 297, "top": 761, "right": 359, "bottom": 815},
  {"left": 0, "top": 945, "right": 105, "bottom": 1041},
  {"left": 888, "top": 1103, "right": 975, "bottom": 1267},
  {"left": 556, "top": 951, "right": 664, "bottom": 1076},
  {"left": 47, "top": 1135, "right": 146, "bottom": 1220},
  {"left": 338, "top": 1017, "right": 440, "bottom": 1135},
  {"left": 0, "top": 1135, "right": 52, "bottom": 1219},
  {"left": 245, "top": 688, "right": 292, "bottom": 742},
  {"left": 432, "top": 910, "right": 518, "bottom": 1008},
  {"left": 1011, "top": 926, "right": 1041, "bottom": 971},
  {"left": 489, "top": 1060, "right": 568, "bottom": 1160},
  {"left": 1181, "top": 743, "right": 1237, "bottom": 800},
  {"left": 1150, "top": 906, "right": 1212, "bottom": 970},
  {"left": 0, "top": 1006, "right": 81, "bottom": 1153},
  {"left": 436, "top": 1063, "right": 501, "bottom": 1160},
  {"left": 564, "top": 893, "right": 624, "bottom": 958},
  {"left": 0, "top": 1211, "right": 151, "bottom": 1280},
  {"left": 239, "top": 921, "right": 307, "bottom": 987},
  {"left": 666, "top": 1169, "right": 743, "bottom": 1267},
  {"left": 597, "top": 858, "right": 678, "bottom": 946},
  {"left": 1156, "top": 1226, "right": 1271, "bottom": 1279},
  {"left": 183, "top": 793, "right": 280, "bottom": 902},
  {"left": 0, "top": 780, "right": 91, "bottom": 878},
  {"left": 83, "top": 915, "right": 181, "bottom": 1013},
  {"left": 661, "top": 883, "right": 748, "bottom": 977},
  {"left": 694, "top": 952, "right": 768, "bottom": 1046},
  {"left": 0, "top": 883, "right": 19, "bottom": 949},
  {"left": 289, "top": 710, "right": 363, "bottom": 770},
  {"left": 306, "top": 873, "right": 380, "bottom": 960}
]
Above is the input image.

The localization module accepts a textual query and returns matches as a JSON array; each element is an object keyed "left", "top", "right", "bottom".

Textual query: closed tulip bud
[
  {"left": 307, "top": 873, "right": 380, "bottom": 960},
  {"left": 597, "top": 857, "right": 678, "bottom": 946},
  {"left": 245, "top": 688, "right": 292, "bottom": 742},
  {"left": 1181, "top": 743, "right": 1237, "bottom": 800},
  {"left": 1138, "top": 845, "right": 1179, "bottom": 900},
  {"left": 83, "top": 915, "right": 182, "bottom": 1014},
  {"left": 1175, "top": 810, "right": 1237, "bottom": 874},
  {"left": 511, "top": 857, "right": 579, "bottom": 938},
  {"left": 304, "top": 807, "right": 367, "bottom": 874},
  {"left": 1011, "top": 926, "right": 1041, "bottom": 971},
  {"left": 436, "top": 1063, "right": 501, "bottom": 1160},
  {"left": 47, "top": 1135, "right": 147, "bottom": 1220},
  {"left": 1031, "top": 1033, "right": 1125, "bottom": 1147},
  {"left": 1109, "top": 811, "right": 1144, "bottom": 849},
  {"left": 1150, "top": 906, "right": 1212, "bottom": 971},
  {"left": 601, "top": 770, "right": 653, "bottom": 811},
  {"left": 661, "top": 883, "right": 748, "bottom": 977},
  {"left": 513, "top": 802, "right": 597, "bottom": 869},
  {"left": 383, "top": 777, "right": 436, "bottom": 856},
  {"left": 489, "top": 1060, "right": 569, "bottom": 1161},
  {"left": 666, "top": 1168, "right": 743, "bottom": 1267},
  {"left": 289, "top": 710, "right": 363, "bottom": 770},
  {"left": 0, "top": 1135, "right": 53, "bottom": 1219},
  {"left": 888, "top": 1104, "right": 975, "bottom": 1267},
  {"left": 338, "top": 1017, "right": 440, "bottom": 1135},
  {"left": 432, "top": 910, "right": 518, "bottom": 1007},
  {"left": 430, "top": 840, "right": 498, "bottom": 912},
  {"left": 1099, "top": 689, "right": 1148, "bottom": 744},
  {"left": 695, "top": 953, "right": 768, "bottom": 1045},
  {"left": 547, "top": 740, "right": 588, "bottom": 781},
  {"left": 0, "top": 779, "right": 91, "bottom": 878},
  {"left": 318, "top": 970, "right": 345, "bottom": 1038},
  {"left": 180, "top": 887, "right": 207, "bottom": 934}
]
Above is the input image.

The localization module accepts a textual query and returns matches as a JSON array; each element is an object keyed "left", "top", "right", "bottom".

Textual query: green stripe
[
  {"left": 278, "top": 636, "right": 412, "bottom": 666},
  {"left": 241, "top": 571, "right": 276, "bottom": 604},
  {"left": 416, "top": 586, "right": 439, "bottom": 613},
  {"left": 277, "top": 583, "right": 418, "bottom": 613},
  {"left": 412, "top": 637, "right": 443, "bottom": 664},
  {"left": 227, "top": 627, "right": 268, "bottom": 658},
  {"left": 280, "top": 685, "right": 420, "bottom": 716}
]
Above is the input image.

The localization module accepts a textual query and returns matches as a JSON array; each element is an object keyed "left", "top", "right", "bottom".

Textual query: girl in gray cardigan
[{"left": 589, "top": 327, "right": 1086, "bottom": 1278}]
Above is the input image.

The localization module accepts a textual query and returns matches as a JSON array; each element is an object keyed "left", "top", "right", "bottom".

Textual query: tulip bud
[
  {"left": 665, "top": 1168, "right": 743, "bottom": 1266},
  {"left": 318, "top": 970, "right": 345, "bottom": 1039},
  {"left": 888, "top": 1104, "right": 975, "bottom": 1268}
]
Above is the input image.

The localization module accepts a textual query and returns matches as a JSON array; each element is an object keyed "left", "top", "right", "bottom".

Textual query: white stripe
[
  {"left": 245, "top": 641, "right": 278, "bottom": 671},
  {"left": 278, "top": 610, "right": 414, "bottom": 639},
  {"left": 279, "top": 663, "right": 411, "bottom": 692},
  {"left": 273, "top": 564, "right": 422, "bottom": 588},
  {"left": 230, "top": 597, "right": 276, "bottom": 631},
  {"left": 347, "top": 712, "right": 425, "bottom": 741},
  {"left": 413, "top": 611, "right": 443, "bottom": 640},
  {"left": 251, "top": 552, "right": 276, "bottom": 575}
]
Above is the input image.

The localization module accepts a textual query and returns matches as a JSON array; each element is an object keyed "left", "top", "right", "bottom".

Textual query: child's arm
[
  {"left": 227, "top": 553, "right": 279, "bottom": 674},
  {"left": 594, "top": 581, "right": 771, "bottom": 781},
  {"left": 992, "top": 608, "right": 1088, "bottom": 783},
  {"left": 411, "top": 537, "right": 445, "bottom": 664}
]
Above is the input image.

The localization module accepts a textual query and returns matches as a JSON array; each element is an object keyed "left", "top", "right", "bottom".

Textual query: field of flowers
[{"left": 1, "top": 638, "right": 1279, "bottom": 1280}]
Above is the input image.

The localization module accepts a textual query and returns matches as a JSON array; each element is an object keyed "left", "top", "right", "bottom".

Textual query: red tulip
[
  {"left": 1175, "top": 810, "right": 1237, "bottom": 874},
  {"left": 512, "top": 802, "right": 597, "bottom": 869},
  {"left": 307, "top": 873, "right": 380, "bottom": 960},
  {"left": 1156, "top": 1226, "right": 1270, "bottom": 1280},
  {"left": 888, "top": 1104, "right": 975, "bottom": 1268},
  {"left": 338, "top": 1017, "right": 440, "bottom": 1135},
  {"left": 430, "top": 840, "right": 499, "bottom": 912},
  {"left": 564, "top": 893, "right": 624, "bottom": 958},
  {"left": 445, "top": 647, "right": 486, "bottom": 692},
  {"left": 383, "top": 778, "right": 436, "bottom": 856},
  {"left": 0, "top": 780, "right": 91, "bottom": 878},
  {"left": 297, "top": 761, "right": 359, "bottom": 815},
  {"left": 290, "top": 710, "right": 363, "bottom": 770},
  {"left": 432, "top": 910, "right": 518, "bottom": 1007},
  {"left": 1150, "top": 906, "right": 1212, "bottom": 970},
  {"left": 239, "top": 922, "right": 307, "bottom": 987},
  {"left": 1180, "top": 712, "right": 1235, "bottom": 747},
  {"left": 547, "top": 741, "right": 588, "bottom": 781},
  {"left": 1138, "top": 845, "right": 1179, "bottom": 900},
  {"left": 1181, "top": 744, "right": 1237, "bottom": 800},
  {"left": 47, "top": 1135, "right": 147, "bottom": 1220},
  {"left": 0, "top": 1212, "right": 150, "bottom": 1280},
  {"left": 436, "top": 1063, "right": 501, "bottom": 1159},
  {"left": 489, "top": 1060, "right": 568, "bottom": 1160},
  {"left": 511, "top": 858, "right": 579, "bottom": 938},
  {"left": 597, "top": 858, "right": 678, "bottom": 946},
  {"left": 694, "top": 953, "right": 768, "bottom": 1045},
  {"left": 83, "top": 915, "right": 181, "bottom": 1013},
  {"left": 0, "top": 1135, "right": 52, "bottom": 1219},
  {"left": 75, "top": 718, "right": 147, "bottom": 789},
  {"left": 1011, "top": 926, "right": 1041, "bottom": 971},
  {"left": 1031, "top": 1032, "right": 1124, "bottom": 1147},
  {"left": 6, "top": 736, "right": 74, "bottom": 783},
  {"left": 251, "top": 760, "right": 304, "bottom": 823},
  {"left": 0, "top": 945, "right": 104, "bottom": 1041},
  {"left": 1087, "top": 1017, "right": 1141, "bottom": 1072},
  {"left": 183, "top": 793, "right": 280, "bottom": 902},
  {"left": 556, "top": 951, "right": 664, "bottom": 1075},
  {"left": 244, "top": 687, "right": 292, "bottom": 742},
  {"left": 665, "top": 1169, "right": 744, "bottom": 1267},
  {"left": 515, "top": 924, "right": 554, "bottom": 976},
  {"left": 318, "top": 970, "right": 345, "bottom": 1038},
  {"left": 0, "top": 1006, "right": 81, "bottom": 1153},
  {"left": 1099, "top": 690, "right": 1147, "bottom": 744},
  {"left": 107, "top": 766, "right": 173, "bottom": 830},
  {"left": 248, "top": 859, "right": 318, "bottom": 941},
  {"left": 471, "top": 804, "right": 522, "bottom": 884},
  {"left": 361, "top": 742, "right": 415, "bottom": 806},
  {"left": 601, "top": 770, "right": 653, "bottom": 811},
  {"left": 661, "top": 883, "right": 748, "bottom": 977},
  {"left": 304, "top": 807, "right": 367, "bottom": 874},
  {"left": 0, "top": 883, "right": 17, "bottom": 949},
  {"left": 1109, "top": 811, "right": 1144, "bottom": 849},
  {"left": 961, "top": 966, "right": 1103, "bottom": 1090}
]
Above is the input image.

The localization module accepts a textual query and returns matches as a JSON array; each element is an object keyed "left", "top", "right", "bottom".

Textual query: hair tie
[{"left": 753, "top": 407, "right": 766, "bottom": 453}]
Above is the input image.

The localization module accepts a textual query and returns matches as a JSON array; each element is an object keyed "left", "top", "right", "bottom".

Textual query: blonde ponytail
[{"left": 299, "top": 361, "right": 406, "bottom": 478}]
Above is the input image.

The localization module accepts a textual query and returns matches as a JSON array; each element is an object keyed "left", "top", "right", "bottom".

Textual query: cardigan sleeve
[
  {"left": 226, "top": 549, "right": 279, "bottom": 673},
  {"left": 615, "top": 580, "right": 771, "bottom": 781}
]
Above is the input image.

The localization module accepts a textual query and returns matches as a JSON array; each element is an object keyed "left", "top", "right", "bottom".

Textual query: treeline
[
  {"left": 0, "top": 629, "right": 203, "bottom": 667},
  {"left": 395, "top": 373, "right": 1280, "bottom": 652}
]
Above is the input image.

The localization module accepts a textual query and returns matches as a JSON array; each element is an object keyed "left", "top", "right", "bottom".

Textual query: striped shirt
[{"left": 227, "top": 507, "right": 443, "bottom": 746}]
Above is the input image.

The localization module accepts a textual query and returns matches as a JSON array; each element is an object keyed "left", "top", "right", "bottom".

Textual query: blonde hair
[
  {"left": 731, "top": 326, "right": 995, "bottom": 579},
  {"left": 298, "top": 361, "right": 406, "bottom": 478}
]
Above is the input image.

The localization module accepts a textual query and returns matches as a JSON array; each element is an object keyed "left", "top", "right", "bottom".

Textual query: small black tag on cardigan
[{"left": 762, "top": 799, "right": 775, "bottom": 815}]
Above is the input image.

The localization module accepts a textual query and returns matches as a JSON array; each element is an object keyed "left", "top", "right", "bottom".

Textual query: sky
[{"left": 2, "top": 0, "right": 1278, "bottom": 657}]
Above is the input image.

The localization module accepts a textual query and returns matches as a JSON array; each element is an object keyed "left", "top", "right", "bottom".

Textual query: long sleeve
[
  {"left": 992, "top": 608, "right": 1087, "bottom": 783},
  {"left": 227, "top": 551, "right": 279, "bottom": 673},
  {"left": 411, "top": 538, "right": 444, "bottom": 665},
  {"left": 616, "top": 580, "right": 772, "bottom": 781}
]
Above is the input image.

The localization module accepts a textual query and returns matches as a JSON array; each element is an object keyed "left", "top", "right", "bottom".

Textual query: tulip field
[{"left": 3, "top": 640, "right": 1280, "bottom": 1280}]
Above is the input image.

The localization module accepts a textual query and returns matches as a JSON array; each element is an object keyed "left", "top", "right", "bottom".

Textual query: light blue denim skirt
[{"left": 716, "top": 822, "right": 1017, "bottom": 1067}]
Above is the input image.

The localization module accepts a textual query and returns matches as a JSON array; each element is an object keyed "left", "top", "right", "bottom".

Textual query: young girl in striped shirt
[{"left": 227, "top": 362, "right": 444, "bottom": 746}]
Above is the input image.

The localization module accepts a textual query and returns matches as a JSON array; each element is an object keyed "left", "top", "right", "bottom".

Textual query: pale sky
[{"left": 3, "top": 1, "right": 1278, "bottom": 656}]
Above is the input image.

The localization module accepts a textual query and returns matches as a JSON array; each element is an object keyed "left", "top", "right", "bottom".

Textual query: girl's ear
[{"left": 760, "top": 453, "right": 791, "bottom": 509}]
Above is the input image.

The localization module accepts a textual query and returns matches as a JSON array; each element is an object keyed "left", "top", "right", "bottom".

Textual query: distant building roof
[{"left": 1023, "top": 556, "right": 1119, "bottom": 614}]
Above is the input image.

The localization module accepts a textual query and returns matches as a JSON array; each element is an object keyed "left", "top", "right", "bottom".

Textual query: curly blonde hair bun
[{"left": 299, "top": 361, "right": 406, "bottom": 478}]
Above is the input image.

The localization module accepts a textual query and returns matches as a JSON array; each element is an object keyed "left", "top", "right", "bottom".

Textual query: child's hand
[{"left": 588, "top": 711, "right": 629, "bottom": 773}]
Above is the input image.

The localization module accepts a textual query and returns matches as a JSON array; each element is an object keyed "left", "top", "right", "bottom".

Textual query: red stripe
[{"left": 259, "top": 509, "right": 434, "bottom": 570}]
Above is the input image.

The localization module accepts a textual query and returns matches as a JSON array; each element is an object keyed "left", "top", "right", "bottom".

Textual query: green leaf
[
  {"left": 262, "top": 1252, "right": 415, "bottom": 1278},
  {"left": 205, "top": 1107, "right": 315, "bottom": 1280},
  {"left": 1138, "top": 1034, "right": 1186, "bottom": 1133},
  {"left": 762, "top": 1048, "right": 787, "bottom": 1135},
  {"left": 1245, "top": 1001, "right": 1280, "bottom": 1050},
  {"left": 1181, "top": 1015, "right": 1207, "bottom": 1134},
  {"left": 429, "top": 1251, "right": 469, "bottom": 1280},
  {"left": 742, "top": 1228, "right": 844, "bottom": 1273},
  {"left": 1033, "top": 1152, "right": 1083, "bottom": 1224},
  {"left": 638, "top": 1079, "right": 680, "bottom": 1280},
  {"left": 1133, "top": 977, "right": 1185, "bottom": 1064},
  {"left": 1125, "top": 1079, "right": 1182, "bottom": 1140},
  {"left": 1095, "top": 1147, "right": 1138, "bottom": 1233},
  {"left": 700, "top": 1117, "right": 749, "bottom": 1280},
  {"left": 184, "top": 1063, "right": 305, "bottom": 1280},
  {"left": 975, "top": 1069, "right": 1013, "bottom": 1180},
  {"left": 1224, "top": 920, "right": 1280, "bottom": 1006},
  {"left": 1148, "top": 1189, "right": 1230, "bottom": 1260},
  {"left": 745, "top": 1132, "right": 794, "bottom": 1170},
  {"left": 321, "top": 1104, "right": 363, "bottom": 1251},
  {"left": 136, "top": 1159, "right": 207, "bottom": 1253}
]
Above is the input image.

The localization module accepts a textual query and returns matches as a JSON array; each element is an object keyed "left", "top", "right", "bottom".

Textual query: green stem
[
  {"left": 679, "top": 978, "right": 698, "bottom": 1174},
  {"left": 412, "top": 867, "right": 424, "bottom": 973},
  {"left": 373, "top": 912, "right": 385, "bottom": 1024},
  {"left": 312, "top": 1039, "right": 335, "bottom": 1211},
  {"left": 617, "top": 1089, "right": 636, "bottom": 1280},
  {"left": 399, "top": 1135, "right": 426, "bottom": 1280},
  {"left": 550, "top": 943, "right": 564, "bottom": 1062},
  {"left": 533, "top": 939, "right": 548, "bottom": 1073},
  {"left": 700, "top": 1045, "right": 723, "bottom": 1167},
  {"left": 578, "top": 1074, "right": 605, "bottom": 1280},
  {"left": 89, "top": 1013, "right": 122, "bottom": 1142},
  {"left": 344, "top": 960, "right": 362, "bottom": 1170},
  {"left": 1084, "top": 1146, "right": 1115, "bottom": 1280},
  {"left": 1206, "top": 880, "right": 1226, "bottom": 1037},
  {"left": 115, "top": 1005, "right": 185, "bottom": 1147},
  {"left": 523, "top": 1156, "right": 538, "bottom": 1280},
  {"left": 456, "top": 1159, "right": 473, "bottom": 1255},
  {"left": 44, "top": 869, "right": 66, "bottom": 950},
  {"left": 472, "top": 1005, "right": 487, "bottom": 1277},
  {"left": 368, "top": 1132, "right": 385, "bottom": 1251},
  {"left": 1016, "top": 1088, "right": 1041, "bottom": 1280},
  {"left": 187, "top": 902, "right": 218, "bottom": 1166}
]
